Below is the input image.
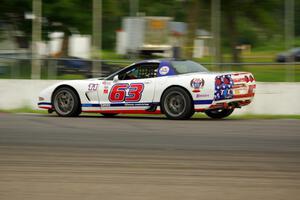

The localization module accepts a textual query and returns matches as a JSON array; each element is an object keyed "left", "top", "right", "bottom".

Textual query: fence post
[{"left": 31, "top": 0, "right": 42, "bottom": 79}]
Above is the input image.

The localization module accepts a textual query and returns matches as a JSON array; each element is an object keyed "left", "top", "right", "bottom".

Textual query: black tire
[
  {"left": 100, "top": 113, "right": 118, "bottom": 117},
  {"left": 161, "top": 87, "right": 194, "bottom": 120},
  {"left": 52, "top": 87, "right": 81, "bottom": 117},
  {"left": 205, "top": 108, "right": 234, "bottom": 119}
]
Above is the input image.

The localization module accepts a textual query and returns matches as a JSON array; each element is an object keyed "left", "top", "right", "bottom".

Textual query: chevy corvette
[{"left": 38, "top": 59, "right": 256, "bottom": 119}]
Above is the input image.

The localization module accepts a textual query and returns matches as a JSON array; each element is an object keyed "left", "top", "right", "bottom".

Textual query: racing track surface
[{"left": 0, "top": 113, "right": 299, "bottom": 200}]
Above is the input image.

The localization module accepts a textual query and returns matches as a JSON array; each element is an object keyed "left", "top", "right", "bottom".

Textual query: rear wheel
[
  {"left": 52, "top": 87, "right": 81, "bottom": 117},
  {"left": 205, "top": 108, "right": 234, "bottom": 119},
  {"left": 161, "top": 87, "right": 194, "bottom": 120}
]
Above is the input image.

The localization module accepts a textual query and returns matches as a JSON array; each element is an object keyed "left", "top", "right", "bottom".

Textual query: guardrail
[{"left": 0, "top": 56, "right": 299, "bottom": 81}]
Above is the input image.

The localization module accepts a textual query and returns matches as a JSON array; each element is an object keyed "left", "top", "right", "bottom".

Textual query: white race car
[{"left": 38, "top": 59, "right": 256, "bottom": 119}]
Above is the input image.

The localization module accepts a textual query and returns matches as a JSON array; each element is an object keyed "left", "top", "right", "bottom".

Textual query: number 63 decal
[{"left": 109, "top": 83, "right": 144, "bottom": 102}]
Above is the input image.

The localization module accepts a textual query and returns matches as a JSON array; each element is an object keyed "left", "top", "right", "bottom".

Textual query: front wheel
[
  {"left": 205, "top": 108, "right": 234, "bottom": 119},
  {"left": 52, "top": 87, "right": 81, "bottom": 117},
  {"left": 161, "top": 87, "right": 194, "bottom": 120}
]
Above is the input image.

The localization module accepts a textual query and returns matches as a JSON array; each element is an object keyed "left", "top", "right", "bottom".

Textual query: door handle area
[{"left": 144, "top": 81, "right": 152, "bottom": 84}]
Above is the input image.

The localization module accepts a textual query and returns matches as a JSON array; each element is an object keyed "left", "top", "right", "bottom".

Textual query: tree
[
  {"left": 185, "top": 0, "right": 200, "bottom": 59},
  {"left": 295, "top": 0, "right": 300, "bottom": 36},
  {"left": 221, "top": 0, "right": 281, "bottom": 62},
  {"left": 0, "top": 0, "right": 32, "bottom": 45},
  {"left": 222, "top": 0, "right": 240, "bottom": 63}
]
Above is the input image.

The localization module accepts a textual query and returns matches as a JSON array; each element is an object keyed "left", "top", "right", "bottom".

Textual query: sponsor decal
[
  {"left": 103, "top": 85, "right": 109, "bottom": 94},
  {"left": 88, "top": 83, "right": 99, "bottom": 91},
  {"left": 102, "top": 81, "right": 112, "bottom": 85},
  {"left": 103, "top": 82, "right": 109, "bottom": 94},
  {"left": 159, "top": 66, "right": 170, "bottom": 75},
  {"left": 190, "top": 78, "right": 205, "bottom": 93},
  {"left": 196, "top": 94, "right": 209, "bottom": 98}
]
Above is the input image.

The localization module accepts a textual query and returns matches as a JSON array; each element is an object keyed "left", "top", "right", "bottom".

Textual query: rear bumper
[
  {"left": 209, "top": 99, "right": 253, "bottom": 110},
  {"left": 207, "top": 72, "right": 256, "bottom": 110}
]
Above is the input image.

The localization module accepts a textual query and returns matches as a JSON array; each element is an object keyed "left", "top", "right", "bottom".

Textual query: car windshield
[{"left": 171, "top": 60, "right": 208, "bottom": 74}]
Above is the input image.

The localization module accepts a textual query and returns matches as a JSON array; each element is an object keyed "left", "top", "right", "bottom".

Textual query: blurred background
[
  {"left": 2, "top": 2, "right": 300, "bottom": 200},
  {"left": 0, "top": 0, "right": 299, "bottom": 81}
]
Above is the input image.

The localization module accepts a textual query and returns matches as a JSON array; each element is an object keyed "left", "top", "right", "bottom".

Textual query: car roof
[{"left": 136, "top": 58, "right": 188, "bottom": 65}]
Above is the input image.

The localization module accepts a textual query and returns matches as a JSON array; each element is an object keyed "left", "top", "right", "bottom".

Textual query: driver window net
[{"left": 137, "top": 64, "right": 158, "bottom": 79}]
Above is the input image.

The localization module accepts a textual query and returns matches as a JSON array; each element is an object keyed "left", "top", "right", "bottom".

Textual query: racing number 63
[{"left": 109, "top": 83, "right": 144, "bottom": 102}]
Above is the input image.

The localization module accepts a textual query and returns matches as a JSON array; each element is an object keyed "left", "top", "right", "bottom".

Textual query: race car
[{"left": 38, "top": 59, "right": 256, "bottom": 119}]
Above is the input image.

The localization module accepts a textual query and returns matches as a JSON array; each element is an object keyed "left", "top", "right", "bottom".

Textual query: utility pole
[
  {"left": 92, "top": 0, "right": 102, "bottom": 77},
  {"left": 211, "top": 0, "right": 221, "bottom": 70},
  {"left": 31, "top": 0, "right": 42, "bottom": 79},
  {"left": 285, "top": 0, "right": 295, "bottom": 81},
  {"left": 130, "top": 0, "right": 139, "bottom": 16}
]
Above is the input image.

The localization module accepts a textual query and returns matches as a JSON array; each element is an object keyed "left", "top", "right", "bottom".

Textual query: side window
[{"left": 119, "top": 63, "right": 159, "bottom": 80}]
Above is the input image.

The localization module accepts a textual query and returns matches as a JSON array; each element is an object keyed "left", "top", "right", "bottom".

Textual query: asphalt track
[{"left": 0, "top": 113, "right": 299, "bottom": 200}]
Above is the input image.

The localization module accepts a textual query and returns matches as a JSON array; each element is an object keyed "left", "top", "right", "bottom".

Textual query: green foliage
[
  {"left": 220, "top": 0, "right": 284, "bottom": 62},
  {"left": 296, "top": 0, "right": 300, "bottom": 36},
  {"left": 1, "top": 0, "right": 299, "bottom": 54},
  {"left": 43, "top": 0, "right": 92, "bottom": 34},
  {"left": 0, "top": 0, "right": 32, "bottom": 39}
]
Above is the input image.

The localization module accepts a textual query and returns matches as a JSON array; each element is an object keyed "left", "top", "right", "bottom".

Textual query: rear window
[{"left": 171, "top": 61, "right": 208, "bottom": 74}]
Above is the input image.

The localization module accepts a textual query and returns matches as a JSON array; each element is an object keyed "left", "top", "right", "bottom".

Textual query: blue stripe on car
[
  {"left": 81, "top": 103, "right": 101, "bottom": 107},
  {"left": 193, "top": 100, "right": 213, "bottom": 105}
]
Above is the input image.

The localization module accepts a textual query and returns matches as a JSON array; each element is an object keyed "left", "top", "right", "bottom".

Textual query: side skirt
[{"left": 82, "top": 110, "right": 162, "bottom": 114}]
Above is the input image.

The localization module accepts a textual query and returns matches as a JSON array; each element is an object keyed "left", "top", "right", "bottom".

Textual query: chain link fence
[{"left": 0, "top": 56, "right": 299, "bottom": 82}]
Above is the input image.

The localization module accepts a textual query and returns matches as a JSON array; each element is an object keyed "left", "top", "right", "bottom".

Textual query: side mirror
[{"left": 113, "top": 75, "right": 119, "bottom": 82}]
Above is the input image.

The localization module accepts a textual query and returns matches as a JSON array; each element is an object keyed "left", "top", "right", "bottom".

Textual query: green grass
[
  {"left": 241, "top": 65, "right": 300, "bottom": 82},
  {"left": 0, "top": 107, "right": 48, "bottom": 114},
  {"left": 101, "top": 50, "right": 127, "bottom": 60},
  {"left": 202, "top": 64, "right": 300, "bottom": 82},
  {"left": 57, "top": 74, "right": 85, "bottom": 80}
]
